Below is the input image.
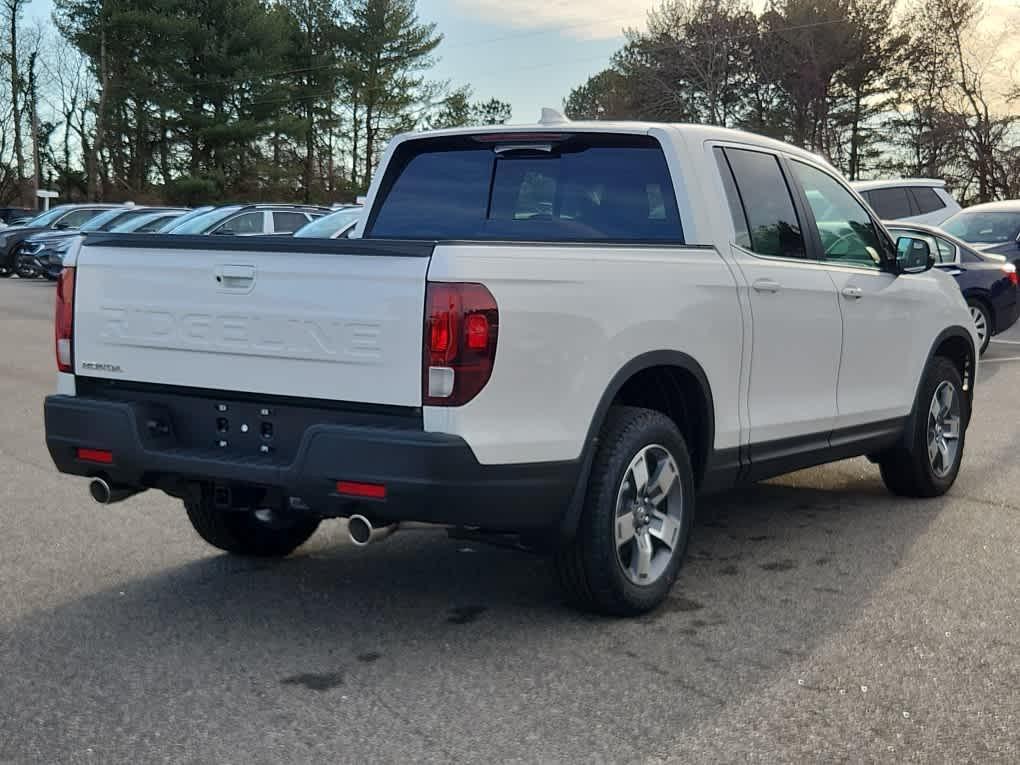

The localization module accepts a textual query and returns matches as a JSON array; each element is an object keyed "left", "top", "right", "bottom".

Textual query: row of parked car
[
  {"left": 3, "top": 178, "right": 1019, "bottom": 353},
  {"left": 0, "top": 202, "right": 364, "bottom": 281},
  {"left": 849, "top": 178, "right": 1020, "bottom": 353}
]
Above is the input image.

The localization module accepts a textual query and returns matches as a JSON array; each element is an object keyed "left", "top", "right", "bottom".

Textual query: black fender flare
[
  {"left": 897, "top": 325, "right": 976, "bottom": 450},
  {"left": 557, "top": 350, "right": 716, "bottom": 540}
]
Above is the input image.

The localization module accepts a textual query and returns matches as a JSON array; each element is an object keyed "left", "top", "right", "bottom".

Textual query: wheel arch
[
  {"left": 558, "top": 350, "right": 718, "bottom": 540},
  {"left": 898, "top": 326, "right": 976, "bottom": 450}
]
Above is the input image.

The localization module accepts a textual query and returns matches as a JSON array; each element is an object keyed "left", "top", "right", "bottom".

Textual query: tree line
[
  {"left": 0, "top": 0, "right": 512, "bottom": 206},
  {"left": 564, "top": 0, "right": 1020, "bottom": 205}
]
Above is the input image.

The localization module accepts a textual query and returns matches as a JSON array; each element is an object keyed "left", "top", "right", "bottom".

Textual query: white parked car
[
  {"left": 293, "top": 205, "right": 363, "bottom": 239},
  {"left": 851, "top": 178, "right": 961, "bottom": 225},
  {"left": 164, "top": 204, "right": 330, "bottom": 236},
  {"left": 45, "top": 113, "right": 978, "bottom": 615}
]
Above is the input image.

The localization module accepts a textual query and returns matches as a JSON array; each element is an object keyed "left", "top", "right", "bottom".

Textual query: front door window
[{"left": 790, "top": 161, "right": 893, "bottom": 269}]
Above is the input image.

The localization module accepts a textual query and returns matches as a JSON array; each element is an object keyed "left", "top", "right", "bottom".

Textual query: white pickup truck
[{"left": 45, "top": 112, "right": 978, "bottom": 615}]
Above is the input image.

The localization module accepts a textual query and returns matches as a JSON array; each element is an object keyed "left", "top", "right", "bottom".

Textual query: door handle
[
  {"left": 215, "top": 264, "right": 256, "bottom": 291},
  {"left": 841, "top": 286, "right": 863, "bottom": 299},
  {"left": 752, "top": 279, "right": 781, "bottom": 293}
]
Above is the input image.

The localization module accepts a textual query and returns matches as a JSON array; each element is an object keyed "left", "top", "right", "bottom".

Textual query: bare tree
[
  {"left": 937, "top": 0, "right": 1013, "bottom": 201},
  {"left": 22, "top": 21, "right": 44, "bottom": 202},
  {"left": 0, "top": 101, "right": 19, "bottom": 202},
  {"left": 88, "top": 12, "right": 109, "bottom": 200},
  {"left": 2, "top": 0, "right": 28, "bottom": 204},
  {"left": 41, "top": 35, "right": 91, "bottom": 194}
]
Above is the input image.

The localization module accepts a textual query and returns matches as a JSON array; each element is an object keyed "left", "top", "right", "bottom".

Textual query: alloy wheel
[
  {"left": 614, "top": 444, "right": 685, "bottom": 586},
  {"left": 927, "top": 381, "right": 961, "bottom": 478},
  {"left": 969, "top": 305, "right": 988, "bottom": 346}
]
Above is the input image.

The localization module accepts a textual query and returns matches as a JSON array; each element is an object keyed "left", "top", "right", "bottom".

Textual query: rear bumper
[{"left": 44, "top": 394, "right": 577, "bottom": 532}]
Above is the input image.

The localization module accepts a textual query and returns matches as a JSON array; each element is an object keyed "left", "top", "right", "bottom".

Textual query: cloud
[{"left": 450, "top": 0, "right": 657, "bottom": 40}]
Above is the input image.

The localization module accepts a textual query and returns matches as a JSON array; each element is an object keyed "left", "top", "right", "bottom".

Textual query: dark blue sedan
[
  {"left": 886, "top": 221, "right": 1019, "bottom": 354},
  {"left": 941, "top": 201, "right": 1020, "bottom": 277}
]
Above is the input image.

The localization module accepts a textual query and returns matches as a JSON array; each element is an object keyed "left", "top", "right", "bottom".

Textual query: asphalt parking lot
[{"left": 0, "top": 277, "right": 1017, "bottom": 763}]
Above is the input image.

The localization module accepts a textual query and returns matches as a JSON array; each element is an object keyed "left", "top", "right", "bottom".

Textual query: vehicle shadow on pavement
[{"left": 0, "top": 466, "right": 945, "bottom": 761}]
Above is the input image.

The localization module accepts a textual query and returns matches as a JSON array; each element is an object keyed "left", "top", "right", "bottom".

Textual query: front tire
[
  {"left": 555, "top": 406, "right": 695, "bottom": 616},
  {"left": 185, "top": 495, "right": 320, "bottom": 557},
  {"left": 967, "top": 298, "right": 992, "bottom": 354},
  {"left": 879, "top": 357, "right": 967, "bottom": 498}
]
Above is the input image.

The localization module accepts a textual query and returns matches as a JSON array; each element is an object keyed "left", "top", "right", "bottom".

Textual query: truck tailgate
[{"left": 72, "top": 236, "right": 433, "bottom": 407}]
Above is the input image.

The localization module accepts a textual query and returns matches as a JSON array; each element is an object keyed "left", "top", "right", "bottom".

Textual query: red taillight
[
  {"left": 77, "top": 448, "right": 113, "bottom": 464},
  {"left": 423, "top": 282, "right": 498, "bottom": 406},
  {"left": 336, "top": 481, "right": 387, "bottom": 500},
  {"left": 430, "top": 312, "right": 452, "bottom": 354},
  {"left": 465, "top": 313, "right": 489, "bottom": 350},
  {"left": 55, "top": 266, "right": 75, "bottom": 373},
  {"left": 1004, "top": 265, "right": 1018, "bottom": 286}
]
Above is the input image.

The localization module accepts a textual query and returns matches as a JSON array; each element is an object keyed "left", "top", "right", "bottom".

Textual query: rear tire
[
  {"left": 555, "top": 406, "right": 695, "bottom": 616},
  {"left": 879, "top": 357, "right": 967, "bottom": 498},
  {"left": 966, "top": 298, "right": 992, "bottom": 354},
  {"left": 184, "top": 495, "right": 320, "bottom": 557}
]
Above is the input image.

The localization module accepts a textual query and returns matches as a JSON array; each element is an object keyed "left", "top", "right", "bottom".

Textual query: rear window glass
[
  {"left": 910, "top": 187, "right": 946, "bottom": 215},
  {"left": 943, "top": 211, "right": 1020, "bottom": 244},
  {"left": 366, "top": 134, "right": 684, "bottom": 242},
  {"left": 867, "top": 187, "right": 914, "bottom": 219}
]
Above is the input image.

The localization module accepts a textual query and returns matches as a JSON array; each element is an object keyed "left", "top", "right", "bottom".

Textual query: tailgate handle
[{"left": 216, "top": 264, "right": 256, "bottom": 291}]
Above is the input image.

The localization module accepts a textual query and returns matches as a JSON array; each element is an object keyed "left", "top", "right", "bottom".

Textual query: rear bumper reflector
[{"left": 77, "top": 448, "right": 113, "bottom": 464}]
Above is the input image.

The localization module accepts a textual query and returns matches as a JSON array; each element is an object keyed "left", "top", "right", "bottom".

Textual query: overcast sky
[{"left": 27, "top": 0, "right": 1020, "bottom": 122}]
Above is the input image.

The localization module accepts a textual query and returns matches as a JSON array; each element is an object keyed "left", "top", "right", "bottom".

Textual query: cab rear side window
[
  {"left": 366, "top": 134, "right": 684, "bottom": 243},
  {"left": 716, "top": 147, "right": 806, "bottom": 259}
]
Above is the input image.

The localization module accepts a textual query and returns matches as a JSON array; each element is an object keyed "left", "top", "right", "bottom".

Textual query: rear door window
[
  {"left": 97, "top": 209, "right": 155, "bottom": 231},
  {"left": 867, "top": 187, "right": 914, "bottom": 219},
  {"left": 367, "top": 134, "right": 684, "bottom": 242},
  {"left": 933, "top": 236, "right": 956, "bottom": 262},
  {"left": 889, "top": 229, "right": 956, "bottom": 263},
  {"left": 137, "top": 215, "right": 176, "bottom": 232},
  {"left": 215, "top": 211, "right": 264, "bottom": 235},
  {"left": 273, "top": 211, "right": 310, "bottom": 234},
  {"left": 55, "top": 208, "right": 106, "bottom": 229},
  {"left": 719, "top": 147, "right": 806, "bottom": 259},
  {"left": 909, "top": 187, "right": 946, "bottom": 215}
]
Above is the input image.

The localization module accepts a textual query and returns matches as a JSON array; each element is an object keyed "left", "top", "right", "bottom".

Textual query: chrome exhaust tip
[
  {"left": 347, "top": 514, "right": 398, "bottom": 546},
  {"left": 89, "top": 478, "right": 112, "bottom": 504},
  {"left": 89, "top": 477, "right": 142, "bottom": 505},
  {"left": 348, "top": 514, "right": 373, "bottom": 545}
]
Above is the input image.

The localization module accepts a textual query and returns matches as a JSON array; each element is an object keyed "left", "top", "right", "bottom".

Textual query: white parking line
[
  {"left": 981, "top": 356, "right": 1020, "bottom": 363},
  {"left": 990, "top": 338, "right": 1020, "bottom": 345}
]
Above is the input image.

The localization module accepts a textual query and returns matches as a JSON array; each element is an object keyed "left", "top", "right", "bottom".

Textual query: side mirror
[{"left": 895, "top": 236, "right": 933, "bottom": 274}]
